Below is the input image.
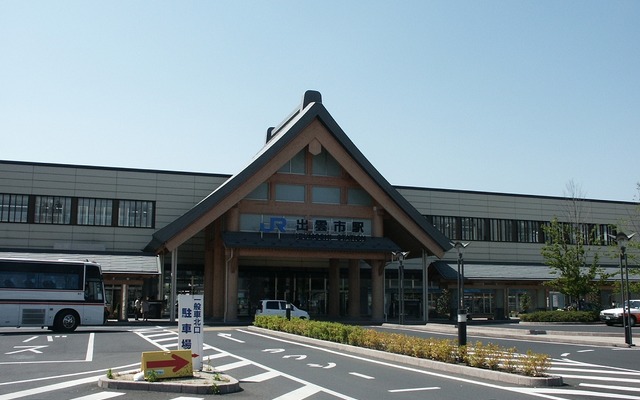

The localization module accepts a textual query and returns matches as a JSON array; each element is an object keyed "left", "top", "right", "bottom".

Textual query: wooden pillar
[
  {"left": 224, "top": 206, "right": 240, "bottom": 322},
  {"left": 119, "top": 283, "right": 128, "bottom": 321},
  {"left": 212, "top": 219, "right": 225, "bottom": 319},
  {"left": 204, "top": 223, "right": 215, "bottom": 319},
  {"left": 348, "top": 259, "right": 360, "bottom": 318},
  {"left": 371, "top": 259, "right": 385, "bottom": 321},
  {"left": 225, "top": 248, "right": 238, "bottom": 321},
  {"left": 328, "top": 259, "right": 340, "bottom": 317},
  {"left": 370, "top": 206, "right": 385, "bottom": 321}
]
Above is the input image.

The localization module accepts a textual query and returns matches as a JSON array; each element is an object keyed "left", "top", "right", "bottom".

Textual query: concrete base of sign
[{"left": 98, "top": 369, "right": 240, "bottom": 395}]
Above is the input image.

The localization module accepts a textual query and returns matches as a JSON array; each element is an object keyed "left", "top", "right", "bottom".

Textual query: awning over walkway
[
  {"left": 222, "top": 232, "right": 401, "bottom": 253},
  {"left": 431, "top": 261, "right": 638, "bottom": 282},
  {"left": 0, "top": 251, "right": 160, "bottom": 275}
]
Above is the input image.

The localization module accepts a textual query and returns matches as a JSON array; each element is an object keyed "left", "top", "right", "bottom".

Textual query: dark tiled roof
[
  {"left": 0, "top": 251, "right": 160, "bottom": 274},
  {"left": 432, "top": 261, "right": 633, "bottom": 281},
  {"left": 146, "top": 91, "right": 452, "bottom": 257}
]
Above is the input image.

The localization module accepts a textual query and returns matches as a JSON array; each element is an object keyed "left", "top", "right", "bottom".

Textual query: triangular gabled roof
[{"left": 145, "top": 91, "right": 452, "bottom": 258}]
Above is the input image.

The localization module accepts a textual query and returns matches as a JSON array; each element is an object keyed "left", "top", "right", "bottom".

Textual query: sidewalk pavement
[{"left": 382, "top": 322, "right": 636, "bottom": 348}]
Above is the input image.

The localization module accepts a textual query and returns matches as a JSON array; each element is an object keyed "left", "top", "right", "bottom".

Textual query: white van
[{"left": 255, "top": 300, "right": 310, "bottom": 319}]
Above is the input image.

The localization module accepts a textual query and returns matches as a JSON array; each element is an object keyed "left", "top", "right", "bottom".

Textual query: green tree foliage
[{"left": 541, "top": 218, "right": 612, "bottom": 308}]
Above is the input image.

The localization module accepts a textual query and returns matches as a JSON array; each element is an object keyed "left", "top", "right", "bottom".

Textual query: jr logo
[{"left": 260, "top": 217, "right": 287, "bottom": 233}]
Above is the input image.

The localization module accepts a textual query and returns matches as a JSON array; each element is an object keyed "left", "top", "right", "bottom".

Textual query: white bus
[{"left": 0, "top": 258, "right": 106, "bottom": 332}]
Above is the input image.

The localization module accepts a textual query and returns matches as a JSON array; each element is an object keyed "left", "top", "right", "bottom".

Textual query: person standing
[
  {"left": 142, "top": 296, "right": 150, "bottom": 321},
  {"left": 134, "top": 297, "right": 141, "bottom": 320}
]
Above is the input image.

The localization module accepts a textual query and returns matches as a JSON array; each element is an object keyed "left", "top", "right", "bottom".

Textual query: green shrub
[
  {"left": 253, "top": 316, "right": 551, "bottom": 377},
  {"left": 519, "top": 310, "right": 598, "bottom": 323}
]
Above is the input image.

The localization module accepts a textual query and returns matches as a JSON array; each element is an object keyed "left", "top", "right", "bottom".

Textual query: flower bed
[{"left": 253, "top": 316, "right": 550, "bottom": 377}]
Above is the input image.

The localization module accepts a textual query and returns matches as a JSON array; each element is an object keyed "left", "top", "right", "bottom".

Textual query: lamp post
[
  {"left": 613, "top": 232, "right": 635, "bottom": 346},
  {"left": 392, "top": 251, "right": 409, "bottom": 325},
  {"left": 452, "top": 241, "right": 470, "bottom": 346}
]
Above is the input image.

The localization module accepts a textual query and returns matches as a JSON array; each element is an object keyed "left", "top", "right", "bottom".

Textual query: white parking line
[
  {"left": 0, "top": 375, "right": 100, "bottom": 400},
  {"left": 349, "top": 372, "right": 374, "bottom": 380}
]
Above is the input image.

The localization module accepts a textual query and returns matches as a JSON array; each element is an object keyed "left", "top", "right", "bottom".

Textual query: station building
[{"left": 1, "top": 91, "right": 637, "bottom": 322}]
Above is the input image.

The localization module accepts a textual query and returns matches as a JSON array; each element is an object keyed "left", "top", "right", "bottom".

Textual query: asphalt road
[{"left": 0, "top": 322, "right": 639, "bottom": 400}]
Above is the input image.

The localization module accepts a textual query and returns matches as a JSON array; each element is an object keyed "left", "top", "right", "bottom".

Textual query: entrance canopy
[{"left": 223, "top": 232, "right": 401, "bottom": 253}]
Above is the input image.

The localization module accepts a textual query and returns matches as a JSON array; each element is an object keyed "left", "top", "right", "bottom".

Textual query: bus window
[{"left": 85, "top": 265, "right": 104, "bottom": 302}]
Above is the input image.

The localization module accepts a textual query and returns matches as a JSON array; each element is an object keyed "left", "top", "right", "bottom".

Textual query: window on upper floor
[
  {"left": 77, "top": 198, "right": 113, "bottom": 226},
  {"left": 118, "top": 200, "right": 154, "bottom": 228},
  {"left": 0, "top": 194, "right": 29, "bottom": 223},
  {"left": 490, "top": 219, "right": 515, "bottom": 242},
  {"left": 312, "top": 186, "right": 341, "bottom": 204},
  {"left": 245, "top": 183, "right": 269, "bottom": 201},
  {"left": 34, "top": 196, "right": 72, "bottom": 224},
  {"left": 461, "top": 217, "right": 487, "bottom": 241},
  {"left": 275, "top": 184, "right": 305, "bottom": 202},
  {"left": 347, "top": 188, "right": 372, "bottom": 206},
  {"left": 431, "top": 216, "right": 458, "bottom": 240},
  {"left": 277, "top": 150, "right": 306, "bottom": 174},
  {"left": 312, "top": 149, "right": 341, "bottom": 177}
]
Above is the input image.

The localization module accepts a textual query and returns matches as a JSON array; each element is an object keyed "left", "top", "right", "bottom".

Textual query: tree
[{"left": 541, "top": 218, "right": 611, "bottom": 308}]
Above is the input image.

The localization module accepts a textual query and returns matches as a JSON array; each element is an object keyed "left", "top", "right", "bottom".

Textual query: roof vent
[
  {"left": 302, "top": 90, "right": 322, "bottom": 108},
  {"left": 266, "top": 127, "right": 275, "bottom": 142}
]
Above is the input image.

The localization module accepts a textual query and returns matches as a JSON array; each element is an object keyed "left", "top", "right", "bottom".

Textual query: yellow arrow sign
[{"left": 141, "top": 350, "right": 193, "bottom": 379}]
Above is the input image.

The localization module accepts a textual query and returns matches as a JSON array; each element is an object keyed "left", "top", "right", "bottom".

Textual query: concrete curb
[
  {"left": 248, "top": 326, "right": 563, "bottom": 387},
  {"left": 98, "top": 372, "right": 240, "bottom": 394}
]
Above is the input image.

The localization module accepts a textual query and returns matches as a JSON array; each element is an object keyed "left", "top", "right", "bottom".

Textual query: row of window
[
  {"left": 246, "top": 183, "right": 372, "bottom": 206},
  {"left": 278, "top": 148, "right": 342, "bottom": 177},
  {"left": 0, "top": 193, "right": 154, "bottom": 228},
  {"left": 426, "top": 215, "right": 615, "bottom": 245}
]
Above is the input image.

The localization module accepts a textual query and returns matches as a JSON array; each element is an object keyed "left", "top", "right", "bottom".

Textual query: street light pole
[
  {"left": 392, "top": 251, "right": 409, "bottom": 325},
  {"left": 452, "top": 241, "right": 469, "bottom": 346},
  {"left": 612, "top": 231, "right": 635, "bottom": 347}
]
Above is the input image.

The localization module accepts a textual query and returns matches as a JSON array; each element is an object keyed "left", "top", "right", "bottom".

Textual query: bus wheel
[{"left": 53, "top": 310, "right": 79, "bottom": 332}]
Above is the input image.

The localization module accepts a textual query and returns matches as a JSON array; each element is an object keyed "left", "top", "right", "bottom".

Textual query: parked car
[
  {"left": 600, "top": 300, "right": 640, "bottom": 326},
  {"left": 255, "top": 300, "right": 310, "bottom": 319}
]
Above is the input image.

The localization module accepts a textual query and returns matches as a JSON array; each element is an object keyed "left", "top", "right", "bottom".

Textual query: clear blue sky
[{"left": 1, "top": 2, "right": 638, "bottom": 202}]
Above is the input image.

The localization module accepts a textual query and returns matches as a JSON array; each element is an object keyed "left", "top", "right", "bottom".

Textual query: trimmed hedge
[
  {"left": 253, "top": 316, "right": 550, "bottom": 377},
  {"left": 519, "top": 310, "right": 599, "bottom": 323}
]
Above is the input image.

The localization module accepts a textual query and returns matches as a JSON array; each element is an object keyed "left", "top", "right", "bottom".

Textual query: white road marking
[
  {"left": 171, "top": 397, "right": 205, "bottom": 400},
  {"left": 388, "top": 387, "right": 440, "bottom": 393},
  {"left": 0, "top": 375, "right": 100, "bottom": 400},
  {"left": 272, "top": 385, "right": 322, "bottom": 400},
  {"left": 241, "top": 370, "right": 280, "bottom": 382},
  {"left": 85, "top": 332, "right": 95, "bottom": 362},
  {"left": 577, "top": 349, "right": 595, "bottom": 353},
  {"left": 580, "top": 382, "right": 640, "bottom": 392},
  {"left": 22, "top": 336, "right": 38, "bottom": 343},
  {"left": 560, "top": 352, "right": 570, "bottom": 357},
  {"left": 218, "top": 333, "right": 245, "bottom": 343},
  {"left": 519, "top": 387, "right": 640, "bottom": 399},
  {"left": 215, "top": 359, "right": 251, "bottom": 371},
  {"left": 349, "top": 372, "right": 374, "bottom": 379},
  {"left": 558, "top": 375, "right": 640, "bottom": 384},
  {"left": 69, "top": 392, "right": 125, "bottom": 400},
  {"left": 5, "top": 345, "right": 48, "bottom": 354},
  {"left": 283, "top": 354, "right": 307, "bottom": 360}
]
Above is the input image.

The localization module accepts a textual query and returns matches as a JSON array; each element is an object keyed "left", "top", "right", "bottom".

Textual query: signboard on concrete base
[
  {"left": 141, "top": 350, "right": 193, "bottom": 379},
  {"left": 178, "top": 294, "right": 204, "bottom": 370}
]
